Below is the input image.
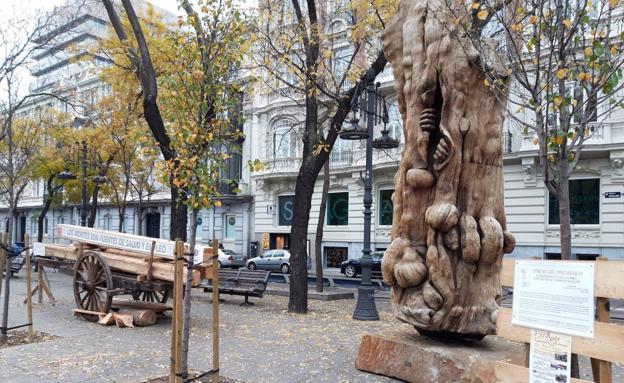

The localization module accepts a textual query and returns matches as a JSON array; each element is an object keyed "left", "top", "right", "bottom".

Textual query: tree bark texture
[
  {"left": 180, "top": 208, "right": 197, "bottom": 377},
  {"left": 38, "top": 175, "right": 59, "bottom": 242},
  {"left": 381, "top": 0, "right": 516, "bottom": 336},
  {"left": 314, "top": 160, "right": 330, "bottom": 293},
  {"left": 558, "top": 161, "right": 572, "bottom": 260}
]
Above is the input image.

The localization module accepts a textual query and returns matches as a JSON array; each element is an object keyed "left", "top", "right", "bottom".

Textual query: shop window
[
  {"left": 325, "top": 246, "right": 348, "bottom": 268},
  {"left": 278, "top": 195, "right": 295, "bottom": 226},
  {"left": 378, "top": 189, "right": 394, "bottom": 226},
  {"left": 548, "top": 179, "right": 599, "bottom": 225},
  {"left": 327, "top": 192, "right": 349, "bottom": 226}
]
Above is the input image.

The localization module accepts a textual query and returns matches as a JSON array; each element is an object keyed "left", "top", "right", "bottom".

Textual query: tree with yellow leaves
[
  {"left": 101, "top": 0, "right": 249, "bottom": 378},
  {"left": 252, "top": 0, "right": 398, "bottom": 314},
  {"left": 437, "top": 0, "right": 624, "bottom": 261}
]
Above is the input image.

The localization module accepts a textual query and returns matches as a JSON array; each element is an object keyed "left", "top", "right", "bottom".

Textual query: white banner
[{"left": 512, "top": 260, "right": 595, "bottom": 338}]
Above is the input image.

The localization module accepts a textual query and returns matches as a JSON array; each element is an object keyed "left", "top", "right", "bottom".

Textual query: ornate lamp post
[{"left": 340, "top": 68, "right": 399, "bottom": 321}]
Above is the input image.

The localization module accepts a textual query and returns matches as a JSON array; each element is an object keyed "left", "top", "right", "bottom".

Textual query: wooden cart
[{"left": 38, "top": 225, "right": 214, "bottom": 321}]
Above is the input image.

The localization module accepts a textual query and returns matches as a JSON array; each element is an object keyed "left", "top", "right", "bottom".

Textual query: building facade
[{"left": 0, "top": 0, "right": 255, "bottom": 258}]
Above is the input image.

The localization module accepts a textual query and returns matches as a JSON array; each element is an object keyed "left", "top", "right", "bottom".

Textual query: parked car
[
  {"left": 340, "top": 251, "right": 384, "bottom": 278},
  {"left": 218, "top": 249, "right": 246, "bottom": 268},
  {"left": 246, "top": 249, "right": 291, "bottom": 274}
]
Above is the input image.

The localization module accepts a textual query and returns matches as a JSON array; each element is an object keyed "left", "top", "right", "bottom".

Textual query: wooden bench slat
[
  {"left": 501, "top": 258, "right": 624, "bottom": 299},
  {"left": 497, "top": 307, "right": 624, "bottom": 364},
  {"left": 495, "top": 361, "right": 593, "bottom": 383}
]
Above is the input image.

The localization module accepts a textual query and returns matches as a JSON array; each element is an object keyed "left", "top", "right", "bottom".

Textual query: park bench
[{"left": 202, "top": 268, "right": 271, "bottom": 305}]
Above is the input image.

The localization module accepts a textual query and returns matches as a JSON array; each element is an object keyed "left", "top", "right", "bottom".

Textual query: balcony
[{"left": 516, "top": 121, "right": 624, "bottom": 152}]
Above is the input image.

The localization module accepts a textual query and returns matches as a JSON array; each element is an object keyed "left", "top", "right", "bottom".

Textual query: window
[
  {"left": 332, "top": 45, "right": 354, "bottom": 80},
  {"left": 273, "top": 120, "right": 296, "bottom": 158},
  {"left": 327, "top": 192, "right": 349, "bottom": 225},
  {"left": 548, "top": 179, "right": 599, "bottom": 225},
  {"left": 378, "top": 189, "right": 394, "bottom": 225},
  {"left": 325, "top": 246, "right": 348, "bottom": 268},
  {"left": 278, "top": 195, "right": 295, "bottom": 226},
  {"left": 225, "top": 215, "right": 237, "bottom": 238}
]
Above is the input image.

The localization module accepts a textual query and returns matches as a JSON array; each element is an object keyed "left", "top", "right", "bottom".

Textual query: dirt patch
[{"left": 0, "top": 330, "right": 58, "bottom": 349}]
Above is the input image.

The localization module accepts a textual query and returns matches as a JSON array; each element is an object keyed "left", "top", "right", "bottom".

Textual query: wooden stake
[
  {"left": 0, "top": 234, "right": 6, "bottom": 298},
  {"left": 147, "top": 240, "right": 156, "bottom": 282},
  {"left": 37, "top": 266, "right": 43, "bottom": 304},
  {"left": 591, "top": 257, "right": 612, "bottom": 383},
  {"left": 170, "top": 241, "right": 180, "bottom": 383},
  {"left": 211, "top": 239, "right": 220, "bottom": 383},
  {"left": 24, "top": 235, "right": 34, "bottom": 338},
  {"left": 173, "top": 240, "right": 185, "bottom": 383}
]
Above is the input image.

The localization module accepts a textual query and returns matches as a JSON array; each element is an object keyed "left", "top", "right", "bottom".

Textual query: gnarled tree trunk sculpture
[{"left": 381, "top": 0, "right": 515, "bottom": 338}]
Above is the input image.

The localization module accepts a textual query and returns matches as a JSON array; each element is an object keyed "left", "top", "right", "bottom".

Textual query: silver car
[{"left": 246, "top": 249, "right": 291, "bottom": 274}]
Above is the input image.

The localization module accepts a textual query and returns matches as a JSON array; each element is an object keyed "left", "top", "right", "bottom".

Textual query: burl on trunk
[{"left": 381, "top": 0, "right": 515, "bottom": 337}]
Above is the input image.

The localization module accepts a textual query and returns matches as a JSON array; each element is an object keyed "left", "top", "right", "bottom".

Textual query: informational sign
[
  {"left": 32, "top": 242, "right": 46, "bottom": 256},
  {"left": 512, "top": 260, "right": 595, "bottom": 338},
  {"left": 604, "top": 191, "right": 621, "bottom": 198},
  {"left": 529, "top": 330, "right": 572, "bottom": 383}
]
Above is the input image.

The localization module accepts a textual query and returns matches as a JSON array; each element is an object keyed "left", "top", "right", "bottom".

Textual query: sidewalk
[{"left": 0, "top": 270, "right": 401, "bottom": 383}]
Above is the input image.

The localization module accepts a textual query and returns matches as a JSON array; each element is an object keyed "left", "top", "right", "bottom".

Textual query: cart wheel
[
  {"left": 73, "top": 251, "right": 113, "bottom": 321},
  {"left": 132, "top": 289, "right": 170, "bottom": 303}
]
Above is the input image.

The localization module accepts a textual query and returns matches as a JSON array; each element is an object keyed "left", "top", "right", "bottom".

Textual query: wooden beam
[
  {"left": 501, "top": 258, "right": 624, "bottom": 299},
  {"left": 590, "top": 257, "right": 613, "bottom": 383},
  {"left": 111, "top": 299, "right": 172, "bottom": 312},
  {"left": 24, "top": 235, "right": 34, "bottom": 338},
  {"left": 497, "top": 307, "right": 624, "bottom": 364}
]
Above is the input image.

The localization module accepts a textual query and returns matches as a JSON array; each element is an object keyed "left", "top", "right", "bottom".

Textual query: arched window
[{"left": 273, "top": 120, "right": 296, "bottom": 158}]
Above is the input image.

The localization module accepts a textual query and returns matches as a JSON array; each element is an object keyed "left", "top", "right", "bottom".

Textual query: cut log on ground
[{"left": 111, "top": 299, "right": 172, "bottom": 312}]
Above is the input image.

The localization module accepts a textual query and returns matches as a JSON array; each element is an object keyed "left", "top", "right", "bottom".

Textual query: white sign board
[
  {"left": 32, "top": 242, "right": 46, "bottom": 256},
  {"left": 529, "top": 330, "right": 572, "bottom": 383},
  {"left": 512, "top": 260, "right": 595, "bottom": 338}
]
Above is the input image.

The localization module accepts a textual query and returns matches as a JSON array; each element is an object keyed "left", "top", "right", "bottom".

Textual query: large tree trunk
[
  {"left": 118, "top": 205, "right": 126, "bottom": 232},
  {"left": 38, "top": 175, "right": 56, "bottom": 242},
  {"left": 314, "top": 160, "right": 330, "bottom": 293},
  {"left": 558, "top": 161, "right": 572, "bottom": 260},
  {"left": 289, "top": 164, "right": 318, "bottom": 314}
]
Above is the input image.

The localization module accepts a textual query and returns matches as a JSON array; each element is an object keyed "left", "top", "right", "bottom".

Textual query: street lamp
[{"left": 340, "top": 68, "right": 399, "bottom": 321}]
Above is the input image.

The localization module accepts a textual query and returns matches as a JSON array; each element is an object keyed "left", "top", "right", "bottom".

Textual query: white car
[{"left": 217, "top": 249, "right": 246, "bottom": 268}]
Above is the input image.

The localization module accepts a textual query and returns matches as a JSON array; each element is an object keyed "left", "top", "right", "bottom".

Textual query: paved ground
[
  {"left": 1, "top": 270, "right": 622, "bottom": 382},
  {"left": 0, "top": 270, "right": 401, "bottom": 383}
]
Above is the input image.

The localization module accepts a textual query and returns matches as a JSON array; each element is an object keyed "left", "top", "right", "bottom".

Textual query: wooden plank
[
  {"left": 497, "top": 307, "right": 624, "bottom": 364},
  {"left": 501, "top": 258, "right": 624, "bottom": 299},
  {"left": 590, "top": 257, "right": 613, "bottom": 383},
  {"left": 24, "top": 235, "right": 34, "bottom": 337},
  {"left": 72, "top": 308, "right": 106, "bottom": 316},
  {"left": 57, "top": 224, "right": 177, "bottom": 259},
  {"left": 56, "top": 225, "right": 213, "bottom": 264},
  {"left": 495, "top": 361, "right": 593, "bottom": 383}
]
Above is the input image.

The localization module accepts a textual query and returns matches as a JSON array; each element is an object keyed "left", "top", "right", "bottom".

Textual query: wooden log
[
  {"left": 47, "top": 245, "right": 200, "bottom": 286},
  {"left": 174, "top": 240, "right": 184, "bottom": 383},
  {"left": 98, "top": 312, "right": 116, "bottom": 326},
  {"left": 114, "top": 313, "right": 135, "bottom": 328},
  {"left": 73, "top": 308, "right": 106, "bottom": 317},
  {"left": 116, "top": 309, "right": 157, "bottom": 327},
  {"left": 112, "top": 299, "right": 172, "bottom": 312}
]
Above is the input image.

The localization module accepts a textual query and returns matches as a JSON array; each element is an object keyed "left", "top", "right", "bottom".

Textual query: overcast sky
[{"left": 0, "top": 0, "right": 182, "bottom": 18}]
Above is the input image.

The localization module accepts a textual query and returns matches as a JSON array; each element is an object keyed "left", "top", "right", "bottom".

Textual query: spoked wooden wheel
[
  {"left": 132, "top": 289, "right": 170, "bottom": 303},
  {"left": 73, "top": 251, "right": 113, "bottom": 321}
]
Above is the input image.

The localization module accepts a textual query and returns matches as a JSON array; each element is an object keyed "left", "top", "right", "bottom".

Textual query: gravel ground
[{"left": 0, "top": 269, "right": 622, "bottom": 382}]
